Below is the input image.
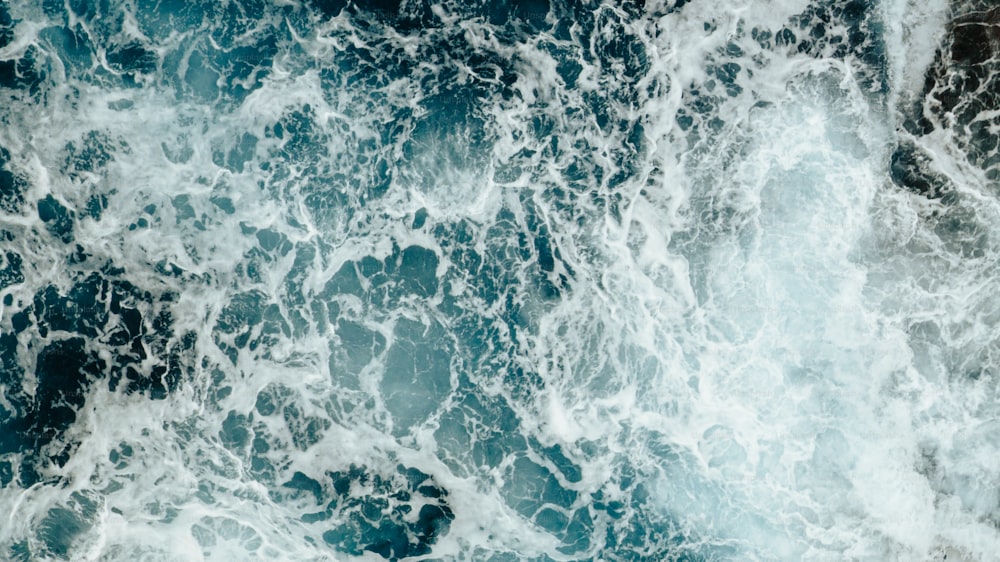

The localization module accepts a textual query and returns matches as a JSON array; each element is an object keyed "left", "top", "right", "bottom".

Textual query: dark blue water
[{"left": 0, "top": 0, "right": 998, "bottom": 560}]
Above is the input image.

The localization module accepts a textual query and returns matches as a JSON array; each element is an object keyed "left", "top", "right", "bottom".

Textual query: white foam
[
  {"left": 882, "top": 0, "right": 950, "bottom": 117},
  {"left": 4, "top": 0, "right": 1000, "bottom": 559}
]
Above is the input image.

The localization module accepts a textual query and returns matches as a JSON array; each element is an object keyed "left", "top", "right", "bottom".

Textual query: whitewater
[{"left": 0, "top": 0, "right": 998, "bottom": 560}]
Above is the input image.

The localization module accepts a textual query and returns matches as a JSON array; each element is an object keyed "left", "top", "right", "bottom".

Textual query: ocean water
[{"left": 0, "top": 0, "right": 999, "bottom": 559}]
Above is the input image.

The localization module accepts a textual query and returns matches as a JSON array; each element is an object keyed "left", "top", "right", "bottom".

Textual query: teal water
[{"left": 0, "top": 0, "right": 998, "bottom": 560}]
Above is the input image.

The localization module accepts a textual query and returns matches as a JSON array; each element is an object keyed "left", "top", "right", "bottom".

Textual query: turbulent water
[{"left": 0, "top": 0, "right": 999, "bottom": 560}]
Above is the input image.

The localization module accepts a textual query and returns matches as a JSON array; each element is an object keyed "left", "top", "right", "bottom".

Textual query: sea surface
[{"left": 1, "top": 0, "right": 999, "bottom": 560}]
